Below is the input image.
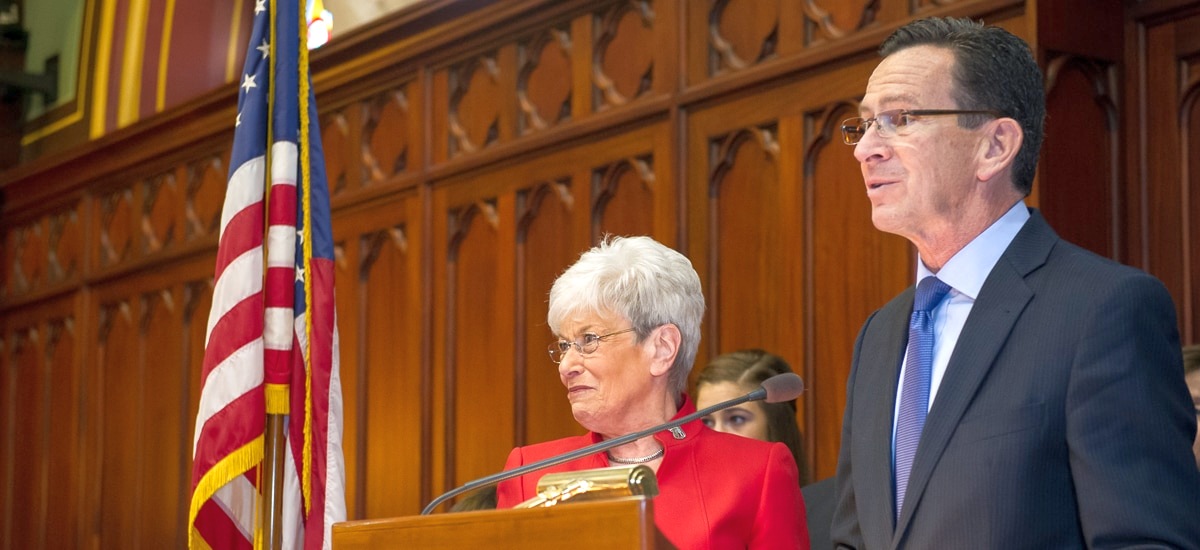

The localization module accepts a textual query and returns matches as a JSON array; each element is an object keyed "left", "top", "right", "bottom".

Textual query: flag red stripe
[
  {"left": 263, "top": 268, "right": 296, "bottom": 308},
  {"left": 264, "top": 348, "right": 290, "bottom": 373},
  {"left": 201, "top": 294, "right": 264, "bottom": 379},
  {"left": 213, "top": 201, "right": 264, "bottom": 281},
  {"left": 267, "top": 183, "right": 297, "bottom": 224},
  {"left": 194, "top": 498, "right": 255, "bottom": 550},
  {"left": 191, "top": 387, "right": 264, "bottom": 482}
]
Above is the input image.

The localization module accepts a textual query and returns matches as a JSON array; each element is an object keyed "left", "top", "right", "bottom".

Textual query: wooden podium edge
[{"left": 333, "top": 496, "right": 675, "bottom": 549}]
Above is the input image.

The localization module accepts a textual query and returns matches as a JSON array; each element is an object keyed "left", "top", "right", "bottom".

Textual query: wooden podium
[{"left": 332, "top": 497, "right": 674, "bottom": 549}]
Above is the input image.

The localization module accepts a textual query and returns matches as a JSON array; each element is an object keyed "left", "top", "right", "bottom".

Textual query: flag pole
[
  {"left": 261, "top": 1, "right": 288, "bottom": 547},
  {"left": 263, "top": 413, "right": 287, "bottom": 550}
]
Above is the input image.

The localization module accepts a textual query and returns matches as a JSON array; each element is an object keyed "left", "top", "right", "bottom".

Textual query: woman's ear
[
  {"left": 648, "top": 324, "right": 681, "bottom": 377},
  {"left": 976, "top": 117, "right": 1023, "bottom": 182}
]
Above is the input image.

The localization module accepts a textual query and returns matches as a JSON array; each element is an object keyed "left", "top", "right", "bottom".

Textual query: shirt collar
[{"left": 916, "top": 201, "right": 1030, "bottom": 299}]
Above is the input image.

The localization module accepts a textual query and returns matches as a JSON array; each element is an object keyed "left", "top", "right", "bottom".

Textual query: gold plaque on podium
[{"left": 516, "top": 465, "right": 660, "bottom": 509}]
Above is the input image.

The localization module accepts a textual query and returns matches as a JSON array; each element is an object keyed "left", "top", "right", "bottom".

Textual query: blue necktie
[{"left": 894, "top": 276, "right": 952, "bottom": 520}]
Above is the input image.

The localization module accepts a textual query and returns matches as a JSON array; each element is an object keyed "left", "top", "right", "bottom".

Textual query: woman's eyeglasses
[{"left": 547, "top": 327, "right": 637, "bottom": 363}]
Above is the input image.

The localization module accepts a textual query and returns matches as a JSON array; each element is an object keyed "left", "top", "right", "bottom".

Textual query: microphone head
[{"left": 761, "top": 372, "right": 805, "bottom": 403}]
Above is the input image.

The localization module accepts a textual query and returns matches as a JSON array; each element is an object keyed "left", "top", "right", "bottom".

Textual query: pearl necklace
[{"left": 607, "top": 447, "right": 664, "bottom": 464}]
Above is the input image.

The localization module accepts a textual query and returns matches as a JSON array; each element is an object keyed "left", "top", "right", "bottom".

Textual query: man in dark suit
[{"left": 831, "top": 17, "right": 1200, "bottom": 549}]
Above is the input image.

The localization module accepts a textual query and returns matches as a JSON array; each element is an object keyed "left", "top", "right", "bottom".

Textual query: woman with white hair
[{"left": 496, "top": 235, "right": 808, "bottom": 549}]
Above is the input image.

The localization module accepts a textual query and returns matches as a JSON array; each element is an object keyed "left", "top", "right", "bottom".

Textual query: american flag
[{"left": 189, "top": 0, "right": 345, "bottom": 548}]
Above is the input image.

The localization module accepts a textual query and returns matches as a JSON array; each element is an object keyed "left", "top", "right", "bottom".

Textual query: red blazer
[{"left": 497, "top": 395, "right": 809, "bottom": 549}]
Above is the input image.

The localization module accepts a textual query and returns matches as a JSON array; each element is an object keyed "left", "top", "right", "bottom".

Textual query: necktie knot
[{"left": 913, "top": 277, "right": 951, "bottom": 313}]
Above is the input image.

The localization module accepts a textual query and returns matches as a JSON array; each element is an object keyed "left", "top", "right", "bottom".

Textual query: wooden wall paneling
[
  {"left": 1, "top": 231, "right": 12, "bottom": 299},
  {"left": 592, "top": 1, "right": 659, "bottom": 111},
  {"left": 430, "top": 67, "right": 452, "bottom": 168},
  {"left": 340, "top": 194, "right": 426, "bottom": 519},
  {"left": 185, "top": 153, "right": 229, "bottom": 245},
  {"left": 684, "top": 0, "right": 896, "bottom": 89},
  {"left": 0, "top": 301, "right": 82, "bottom": 550},
  {"left": 437, "top": 193, "right": 517, "bottom": 490},
  {"left": 336, "top": 216, "right": 361, "bottom": 520},
  {"left": 0, "top": 332, "right": 6, "bottom": 550},
  {"left": 0, "top": 202, "right": 87, "bottom": 308},
  {"left": 0, "top": 332, "right": 7, "bottom": 550},
  {"left": 48, "top": 207, "right": 86, "bottom": 294},
  {"left": 1037, "top": 0, "right": 1122, "bottom": 60},
  {"left": 5, "top": 220, "right": 48, "bottom": 299},
  {"left": 1040, "top": 55, "right": 1120, "bottom": 259},
  {"left": 516, "top": 179, "right": 583, "bottom": 446},
  {"left": 799, "top": 1, "right": 868, "bottom": 47},
  {"left": 7, "top": 327, "right": 44, "bottom": 549},
  {"left": 43, "top": 315, "right": 82, "bottom": 550},
  {"left": 95, "top": 186, "right": 136, "bottom": 271},
  {"left": 655, "top": 124, "right": 680, "bottom": 245},
  {"left": 1175, "top": 11, "right": 1200, "bottom": 344},
  {"left": 432, "top": 41, "right": 521, "bottom": 167},
  {"left": 1140, "top": 14, "right": 1185, "bottom": 326},
  {"left": 591, "top": 156, "right": 657, "bottom": 240},
  {"left": 137, "top": 288, "right": 188, "bottom": 546},
  {"left": 143, "top": 170, "right": 182, "bottom": 256},
  {"left": 1186, "top": 79, "right": 1200, "bottom": 344},
  {"left": 360, "top": 83, "right": 416, "bottom": 189},
  {"left": 570, "top": 14, "right": 597, "bottom": 121},
  {"left": 90, "top": 250, "right": 214, "bottom": 547},
  {"left": 518, "top": 27, "right": 573, "bottom": 137},
  {"left": 446, "top": 50, "right": 508, "bottom": 161},
  {"left": 436, "top": 123, "right": 668, "bottom": 211},
  {"left": 704, "top": 122, "right": 794, "bottom": 356},
  {"left": 96, "top": 300, "right": 138, "bottom": 548},
  {"left": 1135, "top": 12, "right": 1193, "bottom": 342},
  {"left": 1032, "top": 0, "right": 1120, "bottom": 261},
  {"left": 322, "top": 106, "right": 355, "bottom": 198},
  {"left": 651, "top": 0, "right": 681, "bottom": 96},
  {"left": 689, "top": 0, "right": 786, "bottom": 85},
  {"left": 182, "top": 280, "right": 213, "bottom": 526},
  {"left": 76, "top": 287, "right": 102, "bottom": 550},
  {"left": 1, "top": 299, "right": 85, "bottom": 550}
]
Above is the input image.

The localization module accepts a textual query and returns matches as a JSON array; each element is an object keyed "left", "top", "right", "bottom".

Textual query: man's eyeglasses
[
  {"left": 840, "top": 109, "right": 1002, "bottom": 145},
  {"left": 547, "top": 327, "right": 637, "bottom": 363}
]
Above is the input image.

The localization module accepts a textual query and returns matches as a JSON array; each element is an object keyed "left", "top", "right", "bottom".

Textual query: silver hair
[{"left": 548, "top": 235, "right": 705, "bottom": 396}]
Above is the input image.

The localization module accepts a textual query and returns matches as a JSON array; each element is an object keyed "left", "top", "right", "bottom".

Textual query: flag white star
[
  {"left": 295, "top": 265, "right": 305, "bottom": 283},
  {"left": 236, "top": 111, "right": 242, "bottom": 127},
  {"left": 256, "top": 39, "right": 270, "bottom": 60},
  {"left": 241, "top": 74, "right": 257, "bottom": 93},
  {"left": 254, "top": 0, "right": 266, "bottom": 15}
]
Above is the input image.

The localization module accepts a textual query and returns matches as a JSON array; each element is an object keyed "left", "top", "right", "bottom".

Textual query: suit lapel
[
  {"left": 891, "top": 210, "right": 1057, "bottom": 546},
  {"left": 856, "top": 291, "right": 914, "bottom": 548}
]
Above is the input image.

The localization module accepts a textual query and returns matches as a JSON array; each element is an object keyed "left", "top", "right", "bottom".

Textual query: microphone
[{"left": 420, "top": 372, "right": 804, "bottom": 515}]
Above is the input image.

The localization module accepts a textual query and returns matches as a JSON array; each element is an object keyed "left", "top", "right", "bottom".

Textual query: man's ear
[
  {"left": 976, "top": 117, "right": 1023, "bottom": 182},
  {"left": 648, "top": 324, "right": 681, "bottom": 378}
]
